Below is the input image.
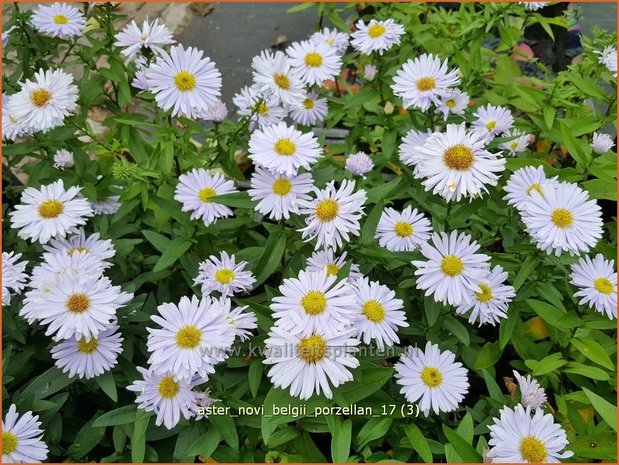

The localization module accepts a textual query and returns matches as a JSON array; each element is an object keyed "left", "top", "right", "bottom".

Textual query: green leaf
[
  {"left": 356, "top": 417, "right": 392, "bottom": 448},
  {"left": 142, "top": 230, "right": 171, "bottom": 254},
  {"left": 482, "top": 369, "right": 505, "bottom": 402},
  {"left": 286, "top": 2, "right": 315, "bottom": 13},
  {"left": 253, "top": 231, "right": 286, "bottom": 287},
  {"left": 582, "top": 179, "right": 617, "bottom": 201},
  {"left": 208, "top": 412, "right": 239, "bottom": 449},
  {"left": 92, "top": 405, "right": 137, "bottom": 427},
  {"left": 248, "top": 358, "right": 263, "bottom": 398},
  {"left": 360, "top": 200, "right": 384, "bottom": 245},
  {"left": 69, "top": 415, "right": 107, "bottom": 460},
  {"left": 186, "top": 427, "right": 222, "bottom": 457},
  {"left": 474, "top": 342, "right": 501, "bottom": 370},
  {"left": 403, "top": 424, "right": 433, "bottom": 463},
  {"left": 366, "top": 177, "right": 402, "bottom": 204},
  {"left": 211, "top": 192, "right": 255, "bottom": 208},
  {"left": 529, "top": 353, "right": 567, "bottom": 376},
  {"left": 513, "top": 257, "right": 539, "bottom": 291},
  {"left": 442, "top": 425, "right": 483, "bottom": 462},
  {"left": 571, "top": 338, "right": 614, "bottom": 371},
  {"left": 131, "top": 410, "right": 150, "bottom": 463},
  {"left": 560, "top": 121, "right": 589, "bottom": 167},
  {"left": 327, "top": 416, "right": 352, "bottom": 462},
  {"left": 152, "top": 238, "right": 192, "bottom": 272},
  {"left": 381, "top": 130, "right": 397, "bottom": 160},
  {"left": 564, "top": 362, "right": 609, "bottom": 381},
  {"left": 443, "top": 316, "right": 470, "bottom": 346},
  {"left": 582, "top": 387, "right": 617, "bottom": 431},
  {"left": 95, "top": 371, "right": 118, "bottom": 402},
  {"left": 20, "top": 367, "right": 75, "bottom": 401},
  {"left": 456, "top": 413, "right": 474, "bottom": 444}
]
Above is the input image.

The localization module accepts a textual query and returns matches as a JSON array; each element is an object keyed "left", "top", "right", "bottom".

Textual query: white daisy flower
[
  {"left": 305, "top": 248, "right": 362, "bottom": 282},
  {"left": 27, "top": 251, "right": 105, "bottom": 296},
  {"left": 289, "top": 91, "right": 328, "bottom": 127},
  {"left": 248, "top": 122, "right": 322, "bottom": 176},
  {"left": 2, "top": 94, "right": 31, "bottom": 141},
  {"left": 264, "top": 325, "right": 360, "bottom": 400},
  {"left": 2, "top": 25, "right": 17, "bottom": 48},
  {"left": 415, "top": 123, "right": 506, "bottom": 202},
  {"left": 350, "top": 19, "right": 405, "bottom": 55},
  {"left": 194, "top": 251, "right": 256, "bottom": 298},
  {"left": 522, "top": 181, "right": 603, "bottom": 256},
  {"left": 392, "top": 53, "right": 461, "bottom": 111},
  {"left": 345, "top": 151, "right": 374, "bottom": 177},
  {"left": 51, "top": 324, "right": 123, "bottom": 379},
  {"left": 248, "top": 166, "right": 314, "bottom": 220},
  {"left": 487, "top": 404, "right": 574, "bottom": 463},
  {"left": 2, "top": 252, "right": 28, "bottom": 306},
  {"left": 503, "top": 166, "right": 558, "bottom": 210},
  {"left": 471, "top": 104, "right": 514, "bottom": 141},
  {"left": 595, "top": 45, "right": 617, "bottom": 78},
  {"left": 127, "top": 367, "right": 201, "bottom": 430},
  {"left": 398, "top": 128, "right": 435, "bottom": 171},
  {"left": 89, "top": 195, "right": 121, "bottom": 215},
  {"left": 520, "top": 2, "right": 549, "bottom": 10},
  {"left": 412, "top": 230, "right": 491, "bottom": 306},
  {"left": 570, "top": 254, "right": 617, "bottom": 319},
  {"left": 251, "top": 50, "right": 306, "bottom": 108},
  {"left": 394, "top": 341, "right": 469, "bottom": 416},
  {"left": 9, "top": 180, "right": 93, "bottom": 244},
  {"left": 232, "top": 85, "right": 286, "bottom": 130},
  {"left": 499, "top": 130, "right": 530, "bottom": 156},
  {"left": 197, "top": 100, "right": 228, "bottom": 122},
  {"left": 20, "top": 273, "right": 132, "bottom": 341},
  {"left": 114, "top": 18, "right": 175, "bottom": 59},
  {"left": 9, "top": 68, "right": 79, "bottom": 133},
  {"left": 271, "top": 269, "right": 356, "bottom": 335},
  {"left": 310, "top": 27, "right": 349, "bottom": 54},
  {"left": 147, "top": 296, "right": 235, "bottom": 380},
  {"left": 592, "top": 132, "right": 615, "bottom": 154},
  {"left": 31, "top": 2, "right": 85, "bottom": 39},
  {"left": 455, "top": 265, "right": 516, "bottom": 326},
  {"left": 193, "top": 388, "right": 218, "bottom": 420},
  {"left": 287, "top": 40, "right": 342, "bottom": 86},
  {"left": 147, "top": 44, "right": 222, "bottom": 118},
  {"left": 131, "top": 69, "right": 150, "bottom": 91},
  {"left": 376, "top": 205, "right": 432, "bottom": 252},
  {"left": 174, "top": 169, "right": 237, "bottom": 226},
  {"left": 435, "top": 89, "right": 469, "bottom": 121},
  {"left": 352, "top": 277, "right": 408, "bottom": 350},
  {"left": 52, "top": 148, "right": 74, "bottom": 170},
  {"left": 298, "top": 180, "right": 367, "bottom": 250},
  {"left": 363, "top": 64, "right": 378, "bottom": 81},
  {"left": 216, "top": 297, "right": 257, "bottom": 342},
  {"left": 2, "top": 404, "right": 48, "bottom": 463},
  {"left": 513, "top": 371, "right": 547, "bottom": 410}
]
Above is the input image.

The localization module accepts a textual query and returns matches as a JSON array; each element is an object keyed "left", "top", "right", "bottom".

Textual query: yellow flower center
[
  {"left": 158, "top": 376, "right": 180, "bottom": 399},
  {"left": 520, "top": 436, "right": 548, "bottom": 463},
  {"left": 301, "top": 291, "right": 327, "bottom": 315},
  {"left": 31, "top": 88, "right": 52, "bottom": 107},
  {"left": 362, "top": 299, "right": 386, "bottom": 323},
  {"left": 256, "top": 102, "right": 269, "bottom": 115},
  {"left": 215, "top": 268, "right": 235, "bottom": 284},
  {"left": 274, "top": 138, "right": 296, "bottom": 156},
  {"left": 2, "top": 432, "right": 18, "bottom": 455},
  {"left": 367, "top": 24, "right": 386, "bottom": 38},
  {"left": 77, "top": 337, "right": 99, "bottom": 353},
  {"left": 445, "top": 99, "right": 456, "bottom": 108},
  {"left": 420, "top": 366, "right": 443, "bottom": 388},
  {"left": 526, "top": 183, "right": 543, "bottom": 196},
  {"left": 174, "top": 71, "right": 196, "bottom": 91},
  {"left": 326, "top": 263, "right": 340, "bottom": 276},
  {"left": 272, "top": 178, "right": 292, "bottom": 196},
  {"left": 511, "top": 141, "right": 519, "bottom": 150},
  {"left": 303, "top": 98, "right": 315, "bottom": 110},
  {"left": 273, "top": 72, "right": 290, "bottom": 90},
  {"left": 66, "top": 293, "right": 90, "bottom": 313},
  {"left": 594, "top": 277, "right": 614, "bottom": 295},
  {"left": 416, "top": 77, "right": 436, "bottom": 91},
  {"left": 38, "top": 199, "right": 64, "bottom": 218},
  {"left": 443, "top": 144, "right": 474, "bottom": 170},
  {"left": 176, "top": 325, "right": 202, "bottom": 349},
  {"left": 140, "top": 34, "right": 149, "bottom": 41},
  {"left": 550, "top": 208, "right": 573, "bottom": 228},
  {"left": 53, "top": 14, "right": 69, "bottom": 24},
  {"left": 474, "top": 284, "right": 493, "bottom": 303},
  {"left": 486, "top": 120, "right": 497, "bottom": 131},
  {"left": 68, "top": 246, "right": 89, "bottom": 255},
  {"left": 305, "top": 52, "right": 323, "bottom": 67},
  {"left": 394, "top": 221, "right": 413, "bottom": 237},
  {"left": 298, "top": 333, "right": 327, "bottom": 363},
  {"left": 315, "top": 199, "right": 339, "bottom": 222},
  {"left": 441, "top": 255, "right": 464, "bottom": 276},
  {"left": 198, "top": 187, "right": 216, "bottom": 203}
]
